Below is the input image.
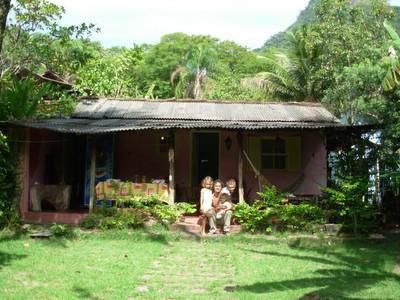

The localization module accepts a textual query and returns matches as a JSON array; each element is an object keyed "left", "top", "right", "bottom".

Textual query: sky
[{"left": 51, "top": 0, "right": 400, "bottom": 50}]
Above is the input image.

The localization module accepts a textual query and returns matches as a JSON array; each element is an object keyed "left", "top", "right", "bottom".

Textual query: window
[
  {"left": 261, "top": 137, "right": 286, "bottom": 170},
  {"left": 248, "top": 135, "right": 301, "bottom": 172}
]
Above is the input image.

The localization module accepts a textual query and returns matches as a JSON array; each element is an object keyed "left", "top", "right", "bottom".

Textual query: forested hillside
[{"left": 261, "top": 0, "right": 400, "bottom": 50}]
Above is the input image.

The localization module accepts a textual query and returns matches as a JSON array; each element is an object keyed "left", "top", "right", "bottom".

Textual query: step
[{"left": 171, "top": 216, "right": 242, "bottom": 235}]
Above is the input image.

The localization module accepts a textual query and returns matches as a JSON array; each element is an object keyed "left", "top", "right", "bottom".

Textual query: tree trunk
[{"left": 0, "top": 0, "right": 11, "bottom": 54}]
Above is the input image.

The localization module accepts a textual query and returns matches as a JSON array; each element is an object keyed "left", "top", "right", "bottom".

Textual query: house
[{"left": 9, "top": 99, "right": 343, "bottom": 224}]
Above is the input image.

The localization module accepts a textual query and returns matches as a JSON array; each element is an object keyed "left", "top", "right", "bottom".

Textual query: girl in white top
[
  {"left": 199, "top": 176, "right": 214, "bottom": 235},
  {"left": 200, "top": 176, "right": 213, "bottom": 213}
]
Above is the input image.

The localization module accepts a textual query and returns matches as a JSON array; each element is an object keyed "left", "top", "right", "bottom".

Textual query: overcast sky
[{"left": 51, "top": 0, "right": 400, "bottom": 49}]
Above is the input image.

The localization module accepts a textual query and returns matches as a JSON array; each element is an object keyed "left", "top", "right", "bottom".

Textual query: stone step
[{"left": 171, "top": 216, "right": 242, "bottom": 235}]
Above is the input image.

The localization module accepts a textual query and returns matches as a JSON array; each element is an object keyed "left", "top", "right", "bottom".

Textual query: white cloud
[{"left": 50, "top": 0, "right": 310, "bottom": 48}]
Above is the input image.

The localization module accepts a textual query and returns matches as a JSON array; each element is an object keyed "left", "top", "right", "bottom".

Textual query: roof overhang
[{"left": 8, "top": 118, "right": 346, "bottom": 134}]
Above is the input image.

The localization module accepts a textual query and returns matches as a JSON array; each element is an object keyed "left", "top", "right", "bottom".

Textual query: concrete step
[{"left": 171, "top": 216, "right": 242, "bottom": 236}]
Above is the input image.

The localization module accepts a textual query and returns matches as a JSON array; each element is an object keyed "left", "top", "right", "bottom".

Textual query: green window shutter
[
  {"left": 248, "top": 136, "right": 261, "bottom": 170},
  {"left": 286, "top": 136, "right": 301, "bottom": 171}
]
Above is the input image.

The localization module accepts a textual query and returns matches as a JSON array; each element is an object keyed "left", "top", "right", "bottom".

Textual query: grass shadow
[
  {"left": 236, "top": 234, "right": 400, "bottom": 298},
  {"left": 237, "top": 269, "right": 400, "bottom": 298},
  {"left": 0, "top": 251, "right": 28, "bottom": 267},
  {"left": 72, "top": 286, "right": 99, "bottom": 299},
  {"left": 0, "top": 231, "right": 24, "bottom": 243}
]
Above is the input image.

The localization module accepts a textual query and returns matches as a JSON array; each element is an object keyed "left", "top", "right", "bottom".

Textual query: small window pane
[
  {"left": 275, "top": 156, "right": 286, "bottom": 169},
  {"left": 262, "top": 140, "right": 274, "bottom": 153},
  {"left": 262, "top": 155, "right": 274, "bottom": 169},
  {"left": 275, "top": 138, "right": 285, "bottom": 153}
]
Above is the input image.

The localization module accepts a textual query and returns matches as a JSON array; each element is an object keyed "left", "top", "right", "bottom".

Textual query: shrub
[
  {"left": 0, "top": 132, "right": 20, "bottom": 229},
  {"left": 323, "top": 176, "right": 378, "bottom": 234},
  {"left": 50, "top": 223, "right": 76, "bottom": 238},
  {"left": 80, "top": 213, "right": 103, "bottom": 229},
  {"left": 151, "top": 202, "right": 196, "bottom": 225},
  {"left": 80, "top": 208, "right": 149, "bottom": 230},
  {"left": 233, "top": 202, "right": 271, "bottom": 232},
  {"left": 279, "top": 204, "right": 326, "bottom": 231},
  {"left": 233, "top": 185, "right": 326, "bottom": 233}
]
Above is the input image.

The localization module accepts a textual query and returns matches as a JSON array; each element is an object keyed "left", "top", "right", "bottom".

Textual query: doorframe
[{"left": 189, "top": 130, "right": 221, "bottom": 187}]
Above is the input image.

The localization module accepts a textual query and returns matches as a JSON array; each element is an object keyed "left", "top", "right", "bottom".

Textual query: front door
[{"left": 192, "top": 132, "right": 219, "bottom": 187}]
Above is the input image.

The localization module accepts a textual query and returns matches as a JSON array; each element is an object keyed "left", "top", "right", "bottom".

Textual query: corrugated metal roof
[
  {"left": 10, "top": 99, "right": 343, "bottom": 134},
  {"left": 73, "top": 99, "right": 339, "bottom": 123},
  {"left": 10, "top": 118, "right": 344, "bottom": 134}
]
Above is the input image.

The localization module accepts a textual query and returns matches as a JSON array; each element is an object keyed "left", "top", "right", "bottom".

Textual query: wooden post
[
  {"left": 238, "top": 151, "right": 244, "bottom": 203},
  {"left": 168, "top": 131, "right": 175, "bottom": 205},
  {"left": 20, "top": 127, "right": 30, "bottom": 215},
  {"left": 89, "top": 137, "right": 96, "bottom": 214},
  {"left": 238, "top": 132, "right": 245, "bottom": 203}
]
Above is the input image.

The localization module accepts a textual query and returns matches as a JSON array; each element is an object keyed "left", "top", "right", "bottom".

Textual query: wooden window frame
[{"left": 261, "top": 137, "right": 287, "bottom": 170}]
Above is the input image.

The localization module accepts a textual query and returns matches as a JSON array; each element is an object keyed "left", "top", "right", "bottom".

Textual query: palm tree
[
  {"left": 252, "top": 27, "right": 318, "bottom": 102},
  {"left": 171, "top": 44, "right": 216, "bottom": 99}
]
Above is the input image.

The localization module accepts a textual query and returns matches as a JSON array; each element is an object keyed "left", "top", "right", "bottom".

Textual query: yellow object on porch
[{"left": 95, "top": 180, "right": 168, "bottom": 201}]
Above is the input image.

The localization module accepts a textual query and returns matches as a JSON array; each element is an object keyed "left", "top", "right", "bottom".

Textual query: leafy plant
[
  {"left": 0, "top": 75, "right": 50, "bottom": 120},
  {"left": 280, "top": 204, "right": 326, "bottom": 231},
  {"left": 323, "top": 176, "right": 378, "bottom": 234},
  {"left": 50, "top": 223, "right": 76, "bottom": 238},
  {"left": 81, "top": 208, "right": 149, "bottom": 230},
  {"left": 233, "top": 202, "right": 271, "bottom": 232},
  {"left": 151, "top": 202, "right": 196, "bottom": 225},
  {"left": 116, "top": 194, "right": 165, "bottom": 209},
  {"left": 0, "top": 132, "right": 19, "bottom": 229}
]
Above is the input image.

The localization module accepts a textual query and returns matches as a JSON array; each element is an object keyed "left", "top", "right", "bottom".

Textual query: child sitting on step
[
  {"left": 198, "top": 176, "right": 215, "bottom": 236},
  {"left": 215, "top": 193, "right": 233, "bottom": 220}
]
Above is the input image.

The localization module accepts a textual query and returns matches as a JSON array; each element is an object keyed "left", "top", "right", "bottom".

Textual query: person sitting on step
[{"left": 198, "top": 176, "right": 215, "bottom": 236}]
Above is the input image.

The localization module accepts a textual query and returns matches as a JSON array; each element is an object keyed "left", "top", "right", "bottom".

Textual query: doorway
[{"left": 192, "top": 132, "right": 219, "bottom": 187}]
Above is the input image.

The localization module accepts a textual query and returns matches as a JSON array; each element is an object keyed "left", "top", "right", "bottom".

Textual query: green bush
[
  {"left": 152, "top": 202, "right": 196, "bottom": 225},
  {"left": 50, "top": 223, "right": 76, "bottom": 238},
  {"left": 323, "top": 176, "right": 378, "bottom": 234},
  {"left": 0, "top": 132, "right": 20, "bottom": 229},
  {"left": 80, "top": 213, "right": 103, "bottom": 229},
  {"left": 81, "top": 208, "right": 149, "bottom": 230},
  {"left": 233, "top": 185, "right": 326, "bottom": 233},
  {"left": 233, "top": 202, "right": 271, "bottom": 232},
  {"left": 81, "top": 201, "right": 196, "bottom": 230},
  {"left": 279, "top": 204, "right": 326, "bottom": 231}
]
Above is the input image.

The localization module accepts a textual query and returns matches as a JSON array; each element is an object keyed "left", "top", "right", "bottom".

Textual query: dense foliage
[
  {"left": 81, "top": 195, "right": 196, "bottom": 230},
  {"left": 0, "top": 132, "right": 18, "bottom": 228},
  {"left": 233, "top": 185, "right": 326, "bottom": 233}
]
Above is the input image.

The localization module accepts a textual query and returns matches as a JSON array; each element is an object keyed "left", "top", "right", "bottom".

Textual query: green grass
[{"left": 0, "top": 229, "right": 399, "bottom": 299}]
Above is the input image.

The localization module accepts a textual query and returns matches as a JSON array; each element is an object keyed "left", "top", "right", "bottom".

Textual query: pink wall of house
[
  {"left": 243, "top": 130, "right": 327, "bottom": 201},
  {"left": 114, "top": 131, "right": 169, "bottom": 181},
  {"left": 113, "top": 129, "right": 327, "bottom": 202}
]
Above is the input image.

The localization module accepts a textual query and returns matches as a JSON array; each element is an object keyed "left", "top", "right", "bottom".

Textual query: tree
[
  {"left": 251, "top": 27, "right": 318, "bottom": 101},
  {"left": 0, "top": 0, "right": 10, "bottom": 53},
  {"left": 171, "top": 43, "right": 217, "bottom": 99},
  {"left": 75, "top": 46, "right": 146, "bottom": 97},
  {"left": 309, "top": 0, "right": 392, "bottom": 94},
  {"left": 1, "top": 0, "right": 98, "bottom": 75}
]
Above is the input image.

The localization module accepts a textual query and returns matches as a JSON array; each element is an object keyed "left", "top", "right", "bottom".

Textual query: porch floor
[{"left": 171, "top": 215, "right": 242, "bottom": 236}]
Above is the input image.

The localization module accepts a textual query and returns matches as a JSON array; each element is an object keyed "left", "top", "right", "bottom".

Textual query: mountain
[{"left": 260, "top": 0, "right": 400, "bottom": 51}]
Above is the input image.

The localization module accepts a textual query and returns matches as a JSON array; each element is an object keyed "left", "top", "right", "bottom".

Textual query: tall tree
[
  {"left": 249, "top": 27, "right": 318, "bottom": 101},
  {"left": 0, "top": 0, "right": 11, "bottom": 53}
]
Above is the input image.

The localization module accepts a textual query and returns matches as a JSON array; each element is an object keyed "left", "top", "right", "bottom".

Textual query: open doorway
[{"left": 192, "top": 132, "right": 219, "bottom": 187}]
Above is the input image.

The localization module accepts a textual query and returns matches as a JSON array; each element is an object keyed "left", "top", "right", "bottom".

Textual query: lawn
[{"left": 0, "top": 228, "right": 399, "bottom": 300}]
